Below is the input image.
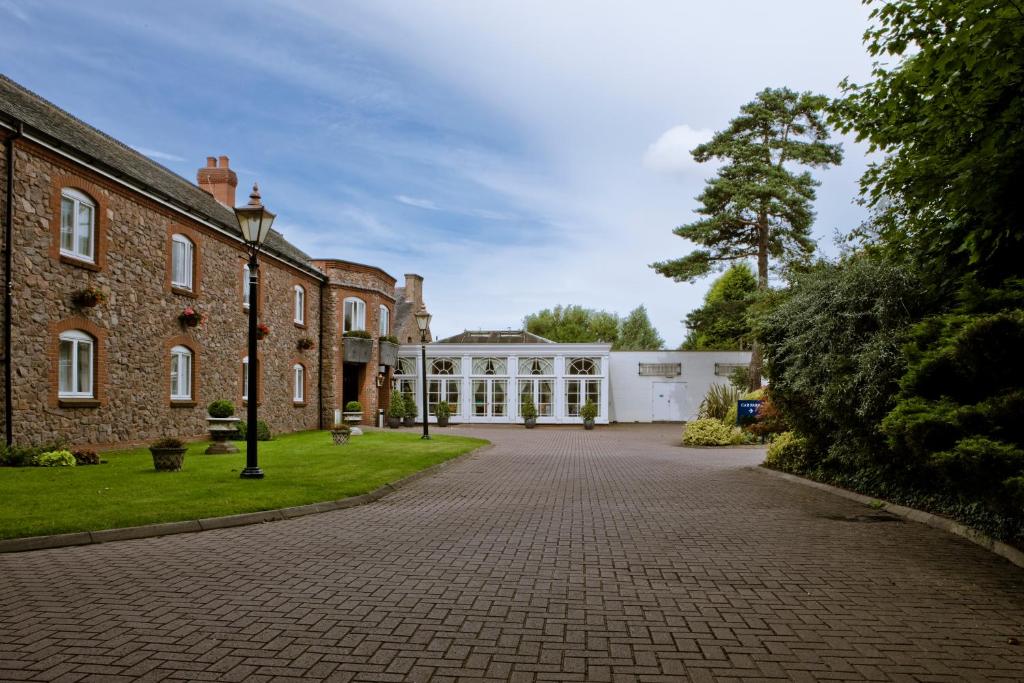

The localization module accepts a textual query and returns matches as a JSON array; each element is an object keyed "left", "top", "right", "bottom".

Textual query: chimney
[
  {"left": 196, "top": 155, "right": 238, "bottom": 208},
  {"left": 403, "top": 274, "right": 423, "bottom": 304}
]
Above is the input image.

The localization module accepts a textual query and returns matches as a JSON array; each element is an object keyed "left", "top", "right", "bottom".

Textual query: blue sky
[{"left": 0, "top": 0, "right": 875, "bottom": 346}]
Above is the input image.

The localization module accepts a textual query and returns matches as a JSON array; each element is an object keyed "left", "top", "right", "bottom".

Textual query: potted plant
[
  {"left": 378, "top": 334, "right": 400, "bottom": 367},
  {"left": 71, "top": 286, "right": 106, "bottom": 308},
  {"left": 178, "top": 306, "right": 203, "bottom": 328},
  {"left": 330, "top": 421, "right": 352, "bottom": 445},
  {"left": 256, "top": 322, "right": 270, "bottom": 340},
  {"left": 150, "top": 437, "right": 187, "bottom": 471},
  {"left": 297, "top": 337, "right": 315, "bottom": 351},
  {"left": 435, "top": 400, "right": 451, "bottom": 427},
  {"left": 521, "top": 395, "right": 538, "bottom": 429},
  {"left": 387, "top": 394, "right": 405, "bottom": 428},
  {"left": 580, "top": 400, "right": 598, "bottom": 430},
  {"left": 343, "top": 330, "right": 373, "bottom": 363},
  {"left": 205, "top": 400, "right": 240, "bottom": 454},
  {"left": 403, "top": 396, "right": 418, "bottom": 427}
]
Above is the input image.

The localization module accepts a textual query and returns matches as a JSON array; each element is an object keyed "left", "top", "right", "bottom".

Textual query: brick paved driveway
[{"left": 1, "top": 424, "right": 1023, "bottom": 682}]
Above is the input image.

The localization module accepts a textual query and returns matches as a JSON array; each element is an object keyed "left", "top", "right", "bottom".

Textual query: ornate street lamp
[
  {"left": 414, "top": 305, "right": 432, "bottom": 440},
  {"left": 233, "top": 183, "right": 276, "bottom": 479}
]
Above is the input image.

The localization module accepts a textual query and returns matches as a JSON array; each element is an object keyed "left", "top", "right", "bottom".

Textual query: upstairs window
[
  {"left": 58, "top": 330, "right": 94, "bottom": 398},
  {"left": 343, "top": 297, "right": 366, "bottom": 332},
  {"left": 294, "top": 285, "right": 305, "bottom": 325},
  {"left": 379, "top": 305, "right": 390, "bottom": 336},
  {"left": 171, "top": 234, "right": 195, "bottom": 291},
  {"left": 242, "top": 264, "right": 251, "bottom": 309},
  {"left": 170, "top": 346, "right": 193, "bottom": 401},
  {"left": 60, "top": 189, "right": 95, "bottom": 262}
]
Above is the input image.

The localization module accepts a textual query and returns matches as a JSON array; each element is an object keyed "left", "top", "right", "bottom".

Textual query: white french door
[
  {"left": 517, "top": 378, "right": 554, "bottom": 417},
  {"left": 472, "top": 379, "right": 507, "bottom": 418}
]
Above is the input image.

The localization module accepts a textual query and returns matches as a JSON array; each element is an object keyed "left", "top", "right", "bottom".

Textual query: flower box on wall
[
  {"left": 378, "top": 340, "right": 399, "bottom": 366},
  {"left": 343, "top": 336, "right": 373, "bottom": 363}
]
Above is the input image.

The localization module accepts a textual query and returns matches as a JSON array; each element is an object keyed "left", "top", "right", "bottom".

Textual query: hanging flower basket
[
  {"left": 256, "top": 322, "right": 270, "bottom": 340},
  {"left": 71, "top": 286, "right": 106, "bottom": 309},
  {"left": 179, "top": 306, "right": 203, "bottom": 327},
  {"left": 297, "top": 337, "right": 315, "bottom": 351}
]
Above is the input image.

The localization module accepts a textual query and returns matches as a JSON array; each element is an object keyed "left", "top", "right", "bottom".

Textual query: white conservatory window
[
  {"left": 170, "top": 345, "right": 193, "bottom": 401},
  {"left": 343, "top": 297, "right": 366, "bottom": 332},
  {"left": 396, "top": 357, "right": 416, "bottom": 376},
  {"left": 471, "top": 357, "right": 507, "bottom": 375},
  {"left": 379, "top": 305, "right": 389, "bottom": 336},
  {"left": 566, "top": 379, "right": 601, "bottom": 417},
  {"left": 294, "top": 285, "right": 305, "bottom": 324},
  {"left": 430, "top": 358, "right": 461, "bottom": 375},
  {"left": 566, "top": 357, "right": 600, "bottom": 376},
  {"left": 518, "top": 378, "right": 554, "bottom": 417},
  {"left": 60, "top": 188, "right": 95, "bottom": 262},
  {"left": 428, "top": 379, "right": 461, "bottom": 416},
  {"left": 293, "top": 364, "right": 305, "bottom": 402},
  {"left": 170, "top": 234, "right": 195, "bottom": 291},
  {"left": 517, "top": 357, "right": 554, "bottom": 375},
  {"left": 58, "top": 330, "right": 94, "bottom": 398}
]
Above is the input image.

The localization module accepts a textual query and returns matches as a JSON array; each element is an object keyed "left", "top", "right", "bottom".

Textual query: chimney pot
[
  {"left": 196, "top": 155, "right": 239, "bottom": 208},
  {"left": 218, "top": 155, "right": 229, "bottom": 168},
  {"left": 206, "top": 156, "right": 216, "bottom": 168}
]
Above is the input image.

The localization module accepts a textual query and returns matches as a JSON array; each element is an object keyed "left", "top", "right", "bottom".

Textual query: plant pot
[
  {"left": 343, "top": 337, "right": 373, "bottom": 363},
  {"left": 150, "top": 447, "right": 186, "bottom": 471},
  {"left": 205, "top": 417, "right": 240, "bottom": 454},
  {"left": 437, "top": 415, "right": 449, "bottom": 427},
  {"left": 524, "top": 417, "right": 536, "bottom": 429},
  {"left": 388, "top": 416, "right": 401, "bottom": 429},
  {"left": 583, "top": 418, "right": 595, "bottom": 430},
  {"left": 403, "top": 416, "right": 416, "bottom": 428},
  {"left": 331, "top": 430, "right": 350, "bottom": 445},
  {"left": 378, "top": 340, "right": 399, "bottom": 367}
]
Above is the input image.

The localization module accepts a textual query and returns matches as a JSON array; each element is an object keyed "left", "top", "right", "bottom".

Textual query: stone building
[{"left": 0, "top": 75, "right": 427, "bottom": 447}]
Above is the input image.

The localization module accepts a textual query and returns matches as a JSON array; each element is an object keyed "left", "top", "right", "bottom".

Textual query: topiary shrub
[
  {"left": 344, "top": 401, "right": 363, "bottom": 413},
  {"left": 682, "top": 418, "right": 736, "bottom": 446},
  {"left": 36, "top": 450, "right": 76, "bottom": 467},
  {"left": 764, "top": 431, "right": 809, "bottom": 472},
  {"left": 388, "top": 394, "right": 406, "bottom": 418},
  {"left": 235, "top": 420, "right": 272, "bottom": 441},
  {"left": 404, "top": 397, "right": 418, "bottom": 419},
  {"left": 207, "top": 400, "right": 235, "bottom": 418},
  {"left": 580, "top": 400, "right": 598, "bottom": 420}
]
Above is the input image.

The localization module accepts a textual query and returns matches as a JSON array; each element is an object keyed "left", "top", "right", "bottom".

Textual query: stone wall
[{"left": 5, "top": 140, "right": 322, "bottom": 447}]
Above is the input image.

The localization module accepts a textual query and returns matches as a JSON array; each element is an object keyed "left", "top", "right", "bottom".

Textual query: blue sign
[{"left": 737, "top": 399, "right": 763, "bottom": 425}]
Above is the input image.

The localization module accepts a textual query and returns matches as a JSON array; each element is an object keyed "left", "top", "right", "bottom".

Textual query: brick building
[{"left": 0, "top": 75, "right": 428, "bottom": 447}]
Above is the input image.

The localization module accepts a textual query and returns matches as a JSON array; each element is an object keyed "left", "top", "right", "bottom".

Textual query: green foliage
[
  {"left": 235, "top": 421, "right": 272, "bottom": 442},
  {"left": 404, "top": 397, "right": 419, "bottom": 419},
  {"left": 73, "top": 449, "right": 100, "bottom": 466},
  {"left": 388, "top": 394, "right": 406, "bottom": 418},
  {"left": 682, "top": 419, "right": 736, "bottom": 447},
  {"left": 682, "top": 264, "right": 758, "bottom": 350},
  {"left": 435, "top": 401, "right": 451, "bottom": 419},
  {"left": 36, "top": 450, "right": 76, "bottom": 467},
  {"left": 0, "top": 439, "right": 69, "bottom": 467},
  {"left": 728, "top": 366, "right": 750, "bottom": 391},
  {"left": 698, "top": 383, "right": 740, "bottom": 421},
  {"left": 579, "top": 400, "right": 598, "bottom": 421},
  {"left": 614, "top": 305, "right": 664, "bottom": 350},
  {"left": 524, "top": 304, "right": 620, "bottom": 344},
  {"left": 831, "top": 0, "right": 1024, "bottom": 284},
  {"left": 380, "top": 335, "right": 400, "bottom": 345},
  {"left": 345, "top": 401, "right": 363, "bottom": 413},
  {"left": 521, "top": 395, "right": 538, "bottom": 420},
  {"left": 344, "top": 330, "right": 372, "bottom": 339},
  {"left": 763, "top": 431, "right": 808, "bottom": 471},
  {"left": 331, "top": 422, "right": 352, "bottom": 434},
  {"left": 207, "top": 400, "right": 235, "bottom": 418},
  {"left": 151, "top": 437, "right": 185, "bottom": 449}
]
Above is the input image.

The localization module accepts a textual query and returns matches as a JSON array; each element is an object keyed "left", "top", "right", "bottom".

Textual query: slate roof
[
  {"left": 435, "top": 330, "right": 554, "bottom": 344},
  {"left": 0, "top": 74, "right": 319, "bottom": 277}
]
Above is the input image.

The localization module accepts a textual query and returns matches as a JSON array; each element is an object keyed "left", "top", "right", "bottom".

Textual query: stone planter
[
  {"left": 387, "top": 416, "right": 401, "bottom": 429},
  {"left": 343, "top": 337, "right": 373, "bottom": 363},
  {"left": 331, "top": 429, "right": 350, "bottom": 445},
  {"left": 583, "top": 418, "right": 595, "bottom": 431},
  {"left": 524, "top": 417, "right": 537, "bottom": 429},
  {"left": 343, "top": 412, "right": 363, "bottom": 435},
  {"left": 150, "top": 447, "right": 186, "bottom": 471},
  {"left": 205, "top": 416, "right": 240, "bottom": 454},
  {"left": 403, "top": 416, "right": 416, "bottom": 428},
  {"left": 436, "top": 415, "right": 449, "bottom": 427},
  {"left": 378, "top": 341, "right": 399, "bottom": 367}
]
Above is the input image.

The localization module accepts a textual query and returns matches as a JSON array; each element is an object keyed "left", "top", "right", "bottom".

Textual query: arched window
[
  {"left": 294, "top": 285, "right": 305, "bottom": 325},
  {"left": 58, "top": 330, "right": 94, "bottom": 398},
  {"left": 170, "top": 346, "right": 193, "bottom": 401},
  {"left": 396, "top": 357, "right": 416, "bottom": 376},
  {"left": 379, "top": 305, "right": 389, "bottom": 336},
  {"left": 472, "top": 357, "right": 507, "bottom": 375},
  {"left": 293, "top": 364, "right": 305, "bottom": 403},
  {"left": 430, "top": 358, "right": 461, "bottom": 375},
  {"left": 242, "top": 264, "right": 251, "bottom": 308},
  {"left": 518, "top": 357, "right": 554, "bottom": 375},
  {"left": 566, "top": 357, "right": 600, "bottom": 376},
  {"left": 60, "top": 188, "right": 95, "bottom": 262},
  {"left": 171, "top": 234, "right": 195, "bottom": 291},
  {"left": 343, "top": 297, "right": 366, "bottom": 332}
]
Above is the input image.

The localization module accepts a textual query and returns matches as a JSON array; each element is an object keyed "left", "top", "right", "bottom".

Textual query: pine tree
[{"left": 615, "top": 305, "right": 664, "bottom": 351}]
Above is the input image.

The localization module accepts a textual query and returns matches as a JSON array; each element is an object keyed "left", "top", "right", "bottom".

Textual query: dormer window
[{"left": 60, "top": 189, "right": 95, "bottom": 262}]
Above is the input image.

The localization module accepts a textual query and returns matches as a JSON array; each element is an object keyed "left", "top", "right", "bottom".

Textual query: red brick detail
[
  {"left": 164, "top": 335, "right": 201, "bottom": 408},
  {"left": 47, "top": 316, "right": 108, "bottom": 408},
  {"left": 49, "top": 173, "right": 109, "bottom": 272},
  {"left": 164, "top": 223, "right": 203, "bottom": 298}
]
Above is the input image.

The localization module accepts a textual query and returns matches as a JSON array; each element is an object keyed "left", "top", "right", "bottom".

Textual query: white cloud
[
  {"left": 643, "top": 125, "right": 714, "bottom": 174},
  {"left": 132, "top": 146, "right": 184, "bottom": 162},
  {"left": 395, "top": 195, "right": 440, "bottom": 210}
]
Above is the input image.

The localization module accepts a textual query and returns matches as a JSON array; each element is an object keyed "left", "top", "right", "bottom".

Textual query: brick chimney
[
  {"left": 196, "top": 155, "right": 238, "bottom": 207},
  {"left": 403, "top": 274, "right": 423, "bottom": 304}
]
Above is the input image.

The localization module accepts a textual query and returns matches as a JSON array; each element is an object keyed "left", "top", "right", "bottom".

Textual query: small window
[
  {"left": 294, "top": 285, "right": 305, "bottom": 325},
  {"left": 566, "top": 357, "right": 600, "bottom": 376},
  {"left": 396, "top": 357, "right": 416, "bottom": 376},
  {"left": 379, "top": 305, "right": 389, "bottom": 336},
  {"left": 170, "top": 346, "right": 193, "bottom": 401},
  {"left": 171, "top": 234, "right": 195, "bottom": 291},
  {"left": 58, "top": 330, "right": 94, "bottom": 398},
  {"left": 293, "top": 364, "right": 305, "bottom": 402},
  {"left": 242, "top": 264, "right": 251, "bottom": 309},
  {"left": 60, "top": 189, "right": 95, "bottom": 262},
  {"left": 343, "top": 297, "right": 366, "bottom": 332},
  {"left": 472, "top": 357, "right": 507, "bottom": 375},
  {"left": 242, "top": 356, "right": 249, "bottom": 400},
  {"left": 518, "top": 357, "right": 554, "bottom": 375},
  {"left": 430, "top": 358, "right": 461, "bottom": 375}
]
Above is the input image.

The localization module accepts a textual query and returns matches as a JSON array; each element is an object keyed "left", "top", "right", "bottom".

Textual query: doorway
[
  {"left": 652, "top": 382, "right": 688, "bottom": 422},
  {"left": 343, "top": 362, "right": 364, "bottom": 409}
]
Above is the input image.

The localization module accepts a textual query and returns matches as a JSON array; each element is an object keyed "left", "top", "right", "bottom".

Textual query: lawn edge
[
  {"left": 753, "top": 464, "right": 1024, "bottom": 570},
  {"left": 0, "top": 442, "right": 493, "bottom": 554}
]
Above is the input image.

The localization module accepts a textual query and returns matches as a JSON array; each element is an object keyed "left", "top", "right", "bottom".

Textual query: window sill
[
  {"left": 171, "top": 286, "right": 197, "bottom": 299},
  {"left": 58, "top": 398, "right": 100, "bottom": 408},
  {"left": 294, "top": 321, "right": 306, "bottom": 329},
  {"left": 59, "top": 254, "right": 100, "bottom": 272},
  {"left": 170, "top": 400, "right": 196, "bottom": 408},
  {"left": 293, "top": 401, "right": 307, "bottom": 407}
]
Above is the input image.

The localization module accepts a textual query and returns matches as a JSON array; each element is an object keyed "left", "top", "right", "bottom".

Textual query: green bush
[
  {"left": 521, "top": 395, "right": 538, "bottom": 420},
  {"left": 207, "top": 400, "right": 235, "bottom": 418},
  {"left": 36, "top": 450, "right": 76, "bottom": 467},
  {"left": 764, "top": 431, "right": 809, "bottom": 471},
  {"left": 388, "top": 394, "right": 406, "bottom": 418},
  {"left": 404, "top": 397, "right": 418, "bottom": 419},
  {"left": 435, "top": 401, "right": 451, "bottom": 418},
  {"left": 344, "top": 330, "right": 372, "bottom": 339},
  {"left": 344, "top": 401, "right": 363, "bottom": 413},
  {"left": 580, "top": 400, "right": 598, "bottom": 420},
  {"left": 728, "top": 365, "right": 751, "bottom": 391},
  {"left": 682, "top": 418, "right": 736, "bottom": 446},
  {"left": 235, "top": 420, "right": 272, "bottom": 441},
  {"left": 698, "top": 383, "right": 740, "bottom": 421},
  {"left": 151, "top": 437, "right": 185, "bottom": 449},
  {"left": 380, "top": 335, "right": 400, "bottom": 344}
]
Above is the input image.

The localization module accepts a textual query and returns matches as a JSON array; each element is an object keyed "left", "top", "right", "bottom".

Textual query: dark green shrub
[
  {"left": 404, "top": 397, "right": 418, "bottom": 419},
  {"left": 234, "top": 421, "right": 272, "bottom": 441},
  {"left": 73, "top": 449, "right": 100, "bottom": 465},
  {"left": 388, "top": 394, "right": 406, "bottom": 418},
  {"left": 151, "top": 437, "right": 185, "bottom": 449},
  {"left": 344, "top": 330, "right": 372, "bottom": 339},
  {"left": 521, "top": 395, "right": 538, "bottom": 420},
  {"left": 380, "top": 335, "right": 400, "bottom": 344},
  {"left": 344, "top": 401, "right": 362, "bottom": 413},
  {"left": 207, "top": 400, "right": 235, "bottom": 418},
  {"left": 435, "top": 401, "right": 451, "bottom": 418},
  {"left": 580, "top": 400, "right": 598, "bottom": 420}
]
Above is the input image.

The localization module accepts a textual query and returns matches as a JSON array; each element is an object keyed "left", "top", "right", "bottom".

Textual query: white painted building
[{"left": 397, "top": 331, "right": 752, "bottom": 424}]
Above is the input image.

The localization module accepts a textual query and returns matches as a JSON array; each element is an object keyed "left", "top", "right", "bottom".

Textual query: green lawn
[{"left": 0, "top": 430, "right": 487, "bottom": 540}]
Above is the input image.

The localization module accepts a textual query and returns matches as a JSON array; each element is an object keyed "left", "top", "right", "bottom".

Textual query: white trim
[
  {"left": 170, "top": 345, "right": 192, "bottom": 400},
  {"left": 379, "top": 304, "right": 389, "bottom": 336},
  {"left": 293, "top": 363, "right": 305, "bottom": 402},
  {"left": 343, "top": 297, "right": 366, "bottom": 332},
  {"left": 58, "top": 330, "right": 94, "bottom": 398},
  {"left": 59, "top": 188, "right": 95, "bottom": 262},
  {"left": 294, "top": 285, "right": 305, "bottom": 325},
  {"left": 242, "top": 264, "right": 251, "bottom": 309},
  {"left": 170, "top": 234, "right": 194, "bottom": 290}
]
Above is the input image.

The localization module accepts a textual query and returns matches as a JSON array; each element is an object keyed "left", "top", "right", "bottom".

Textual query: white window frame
[
  {"left": 60, "top": 188, "right": 95, "bottom": 263},
  {"left": 242, "top": 264, "right": 251, "bottom": 309},
  {"left": 171, "top": 234, "right": 195, "bottom": 291},
  {"left": 242, "top": 356, "right": 249, "bottom": 401},
  {"left": 294, "top": 285, "right": 305, "bottom": 325},
  {"left": 379, "top": 305, "right": 389, "bottom": 336},
  {"left": 343, "top": 297, "right": 366, "bottom": 332},
  {"left": 293, "top": 364, "right": 305, "bottom": 402},
  {"left": 170, "top": 345, "right": 193, "bottom": 401},
  {"left": 58, "top": 330, "right": 94, "bottom": 398}
]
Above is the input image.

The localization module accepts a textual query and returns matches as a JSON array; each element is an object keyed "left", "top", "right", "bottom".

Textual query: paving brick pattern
[{"left": 1, "top": 424, "right": 1023, "bottom": 682}]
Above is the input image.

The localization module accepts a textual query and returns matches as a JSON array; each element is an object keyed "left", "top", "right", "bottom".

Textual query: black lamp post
[
  {"left": 414, "top": 306, "right": 432, "bottom": 440},
  {"left": 234, "top": 183, "right": 275, "bottom": 479}
]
